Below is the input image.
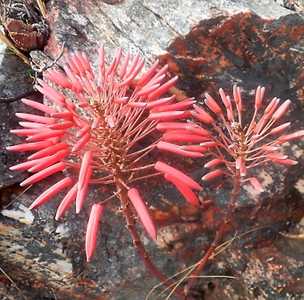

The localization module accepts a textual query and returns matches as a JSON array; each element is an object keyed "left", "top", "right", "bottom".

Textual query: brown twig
[
  {"left": 0, "top": 265, "right": 23, "bottom": 296},
  {"left": 154, "top": 225, "right": 267, "bottom": 299}
]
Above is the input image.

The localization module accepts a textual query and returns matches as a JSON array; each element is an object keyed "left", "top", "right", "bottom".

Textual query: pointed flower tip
[
  {"left": 127, "top": 188, "right": 157, "bottom": 241},
  {"left": 278, "top": 130, "right": 304, "bottom": 142},
  {"left": 272, "top": 99, "right": 291, "bottom": 120},
  {"left": 155, "top": 161, "right": 202, "bottom": 191},
  {"left": 192, "top": 105, "right": 214, "bottom": 124},
  {"left": 268, "top": 155, "right": 298, "bottom": 166},
  {"left": 165, "top": 174, "right": 200, "bottom": 207},
  {"left": 19, "top": 162, "right": 66, "bottom": 187},
  {"left": 204, "top": 159, "right": 223, "bottom": 169},
  {"left": 55, "top": 183, "right": 78, "bottom": 220},
  {"left": 254, "top": 86, "right": 265, "bottom": 110},
  {"left": 29, "top": 177, "right": 73, "bottom": 210},
  {"left": 85, "top": 203, "right": 105, "bottom": 263},
  {"left": 204, "top": 93, "right": 222, "bottom": 114},
  {"left": 202, "top": 169, "right": 224, "bottom": 181},
  {"left": 78, "top": 150, "right": 93, "bottom": 189}
]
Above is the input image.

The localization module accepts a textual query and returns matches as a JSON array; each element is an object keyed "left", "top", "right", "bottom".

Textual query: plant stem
[
  {"left": 117, "top": 183, "right": 185, "bottom": 299},
  {"left": 184, "top": 222, "right": 226, "bottom": 296},
  {"left": 228, "top": 169, "right": 241, "bottom": 215},
  {"left": 185, "top": 170, "right": 241, "bottom": 295}
]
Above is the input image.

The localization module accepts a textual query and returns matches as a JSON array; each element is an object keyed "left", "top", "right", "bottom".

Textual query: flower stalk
[
  {"left": 162, "top": 86, "right": 302, "bottom": 295},
  {"left": 7, "top": 47, "right": 203, "bottom": 297}
]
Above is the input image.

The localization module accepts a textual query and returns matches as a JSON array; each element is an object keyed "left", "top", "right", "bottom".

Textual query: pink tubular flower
[
  {"left": 7, "top": 47, "right": 200, "bottom": 261},
  {"left": 127, "top": 188, "right": 157, "bottom": 241},
  {"left": 157, "top": 85, "right": 303, "bottom": 190},
  {"left": 164, "top": 174, "right": 200, "bottom": 207},
  {"left": 155, "top": 161, "right": 202, "bottom": 191},
  {"left": 86, "top": 204, "right": 105, "bottom": 262}
]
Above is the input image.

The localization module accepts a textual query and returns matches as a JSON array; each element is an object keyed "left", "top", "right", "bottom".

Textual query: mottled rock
[
  {"left": 160, "top": 11, "right": 304, "bottom": 205},
  {"left": 0, "top": 43, "right": 33, "bottom": 189},
  {"left": 46, "top": 0, "right": 294, "bottom": 58},
  {"left": 1, "top": 1, "right": 304, "bottom": 300}
]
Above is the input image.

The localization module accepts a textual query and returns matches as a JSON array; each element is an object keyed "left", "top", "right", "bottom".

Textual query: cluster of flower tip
[
  {"left": 157, "top": 85, "right": 304, "bottom": 191},
  {"left": 7, "top": 47, "right": 203, "bottom": 261}
]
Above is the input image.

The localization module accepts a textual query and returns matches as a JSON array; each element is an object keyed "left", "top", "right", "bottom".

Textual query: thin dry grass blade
[
  {"left": 36, "top": 0, "right": 47, "bottom": 18},
  {"left": 146, "top": 225, "right": 268, "bottom": 299}
]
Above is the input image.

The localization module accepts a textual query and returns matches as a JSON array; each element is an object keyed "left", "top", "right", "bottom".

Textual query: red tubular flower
[
  {"left": 127, "top": 188, "right": 157, "bottom": 241},
  {"left": 7, "top": 47, "right": 200, "bottom": 261},
  {"left": 157, "top": 86, "right": 302, "bottom": 191},
  {"left": 86, "top": 203, "right": 105, "bottom": 262},
  {"left": 164, "top": 174, "right": 200, "bottom": 207},
  {"left": 154, "top": 161, "right": 202, "bottom": 191},
  {"left": 201, "top": 169, "right": 224, "bottom": 181},
  {"left": 55, "top": 183, "right": 78, "bottom": 220},
  {"left": 157, "top": 141, "right": 204, "bottom": 158},
  {"left": 29, "top": 177, "right": 73, "bottom": 210}
]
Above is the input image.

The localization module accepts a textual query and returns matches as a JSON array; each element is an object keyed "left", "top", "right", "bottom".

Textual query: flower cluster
[
  {"left": 8, "top": 44, "right": 303, "bottom": 266},
  {"left": 7, "top": 48, "right": 201, "bottom": 261},
  {"left": 155, "top": 86, "right": 303, "bottom": 191}
]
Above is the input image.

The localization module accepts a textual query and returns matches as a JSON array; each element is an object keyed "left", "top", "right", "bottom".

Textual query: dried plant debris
[
  {"left": 0, "top": 30, "right": 30, "bottom": 63},
  {"left": 282, "top": 0, "right": 304, "bottom": 11},
  {"left": 0, "top": 0, "right": 49, "bottom": 52},
  {"left": 1, "top": 203, "right": 34, "bottom": 224}
]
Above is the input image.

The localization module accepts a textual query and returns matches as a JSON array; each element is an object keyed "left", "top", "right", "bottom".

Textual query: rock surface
[
  {"left": 1, "top": 1, "right": 304, "bottom": 300},
  {"left": 47, "top": 0, "right": 296, "bottom": 58}
]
